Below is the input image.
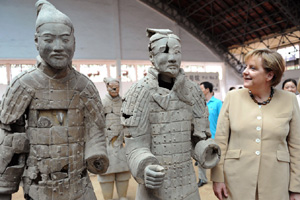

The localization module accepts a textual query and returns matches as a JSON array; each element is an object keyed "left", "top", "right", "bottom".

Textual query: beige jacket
[{"left": 211, "top": 88, "right": 300, "bottom": 200}]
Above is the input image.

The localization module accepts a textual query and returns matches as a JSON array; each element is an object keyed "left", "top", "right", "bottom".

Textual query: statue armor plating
[
  {"left": 0, "top": 1, "right": 108, "bottom": 200},
  {"left": 98, "top": 78, "right": 130, "bottom": 200},
  {"left": 121, "top": 29, "right": 221, "bottom": 200}
]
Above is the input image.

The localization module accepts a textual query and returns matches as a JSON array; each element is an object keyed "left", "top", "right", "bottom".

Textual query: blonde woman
[{"left": 211, "top": 49, "right": 300, "bottom": 200}]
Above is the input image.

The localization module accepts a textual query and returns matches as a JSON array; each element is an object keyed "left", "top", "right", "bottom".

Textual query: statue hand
[
  {"left": 195, "top": 138, "right": 221, "bottom": 169},
  {"left": 144, "top": 164, "right": 165, "bottom": 189},
  {"left": 86, "top": 155, "right": 109, "bottom": 174}
]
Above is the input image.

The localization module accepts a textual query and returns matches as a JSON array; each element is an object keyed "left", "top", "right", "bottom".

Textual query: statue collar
[
  {"left": 148, "top": 67, "right": 193, "bottom": 109},
  {"left": 105, "top": 94, "right": 121, "bottom": 102}
]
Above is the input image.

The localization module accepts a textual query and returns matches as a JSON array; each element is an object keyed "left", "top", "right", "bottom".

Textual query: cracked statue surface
[
  {"left": 98, "top": 77, "right": 131, "bottom": 200},
  {"left": 121, "top": 28, "right": 221, "bottom": 200},
  {"left": 0, "top": 1, "right": 108, "bottom": 200}
]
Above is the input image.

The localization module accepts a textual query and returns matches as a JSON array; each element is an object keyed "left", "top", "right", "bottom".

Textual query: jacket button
[{"left": 257, "top": 116, "right": 262, "bottom": 120}]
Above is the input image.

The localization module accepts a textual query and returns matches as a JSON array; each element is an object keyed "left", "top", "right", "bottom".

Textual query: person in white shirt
[{"left": 282, "top": 78, "right": 300, "bottom": 107}]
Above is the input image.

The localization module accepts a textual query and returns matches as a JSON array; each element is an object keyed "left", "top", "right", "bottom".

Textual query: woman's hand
[
  {"left": 290, "top": 192, "right": 300, "bottom": 200},
  {"left": 213, "top": 182, "right": 228, "bottom": 200}
]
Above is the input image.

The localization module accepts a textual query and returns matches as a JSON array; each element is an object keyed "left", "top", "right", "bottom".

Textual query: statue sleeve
[
  {"left": 80, "top": 81, "right": 109, "bottom": 174},
  {"left": 0, "top": 77, "right": 32, "bottom": 194},
  {"left": 190, "top": 82, "right": 211, "bottom": 140},
  {"left": 121, "top": 83, "right": 159, "bottom": 184},
  {"left": 0, "top": 75, "right": 34, "bottom": 127}
]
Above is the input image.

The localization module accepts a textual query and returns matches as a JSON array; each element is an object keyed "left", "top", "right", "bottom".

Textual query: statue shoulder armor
[
  {"left": 187, "top": 79, "right": 204, "bottom": 97},
  {"left": 121, "top": 80, "right": 151, "bottom": 127},
  {"left": 0, "top": 71, "right": 35, "bottom": 125},
  {"left": 72, "top": 71, "right": 93, "bottom": 92},
  {"left": 79, "top": 78, "right": 105, "bottom": 129},
  {"left": 187, "top": 79, "right": 207, "bottom": 118},
  {"left": 19, "top": 67, "right": 48, "bottom": 89}
]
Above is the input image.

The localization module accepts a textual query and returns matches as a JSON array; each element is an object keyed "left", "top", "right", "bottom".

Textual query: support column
[
  {"left": 5, "top": 63, "right": 11, "bottom": 85},
  {"left": 113, "top": 0, "right": 122, "bottom": 94},
  {"left": 134, "top": 64, "right": 138, "bottom": 81},
  {"left": 107, "top": 64, "right": 111, "bottom": 77}
]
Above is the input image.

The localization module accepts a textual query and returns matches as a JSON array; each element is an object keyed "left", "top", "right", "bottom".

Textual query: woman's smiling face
[{"left": 243, "top": 55, "right": 273, "bottom": 90}]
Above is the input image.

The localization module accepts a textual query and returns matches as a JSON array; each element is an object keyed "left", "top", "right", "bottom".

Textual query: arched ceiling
[{"left": 138, "top": 0, "right": 300, "bottom": 75}]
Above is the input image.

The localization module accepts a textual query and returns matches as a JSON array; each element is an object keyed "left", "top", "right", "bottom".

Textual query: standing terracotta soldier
[
  {"left": 98, "top": 77, "right": 131, "bottom": 200},
  {"left": 0, "top": 1, "right": 108, "bottom": 200},
  {"left": 121, "top": 28, "right": 221, "bottom": 200}
]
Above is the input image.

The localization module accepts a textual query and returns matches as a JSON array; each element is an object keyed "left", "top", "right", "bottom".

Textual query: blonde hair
[{"left": 245, "top": 48, "right": 286, "bottom": 87}]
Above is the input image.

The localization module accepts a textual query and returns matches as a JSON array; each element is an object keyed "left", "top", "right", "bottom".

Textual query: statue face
[
  {"left": 35, "top": 23, "right": 75, "bottom": 69},
  {"left": 107, "top": 81, "right": 120, "bottom": 98},
  {"left": 150, "top": 37, "right": 181, "bottom": 78}
]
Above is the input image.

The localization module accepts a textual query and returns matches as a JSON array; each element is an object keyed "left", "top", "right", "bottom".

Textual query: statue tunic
[
  {"left": 121, "top": 68, "right": 210, "bottom": 200},
  {"left": 101, "top": 94, "right": 129, "bottom": 175},
  {"left": 0, "top": 63, "right": 107, "bottom": 200}
]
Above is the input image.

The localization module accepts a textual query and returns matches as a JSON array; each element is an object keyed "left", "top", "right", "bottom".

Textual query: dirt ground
[{"left": 12, "top": 168, "right": 218, "bottom": 200}]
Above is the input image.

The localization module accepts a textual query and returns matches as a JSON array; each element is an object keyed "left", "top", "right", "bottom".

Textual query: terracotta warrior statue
[
  {"left": 98, "top": 77, "right": 131, "bottom": 200},
  {"left": 121, "top": 28, "right": 221, "bottom": 200},
  {"left": 0, "top": 1, "right": 109, "bottom": 199}
]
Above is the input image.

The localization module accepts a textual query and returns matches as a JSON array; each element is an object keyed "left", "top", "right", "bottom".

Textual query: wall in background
[{"left": 0, "top": 0, "right": 221, "bottom": 62}]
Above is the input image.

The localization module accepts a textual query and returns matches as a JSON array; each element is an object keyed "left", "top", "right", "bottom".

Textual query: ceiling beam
[
  {"left": 219, "top": 19, "right": 286, "bottom": 45},
  {"left": 184, "top": 0, "right": 215, "bottom": 19},
  {"left": 272, "top": 0, "right": 300, "bottom": 28},
  {"left": 213, "top": 0, "right": 256, "bottom": 43},
  {"left": 198, "top": 0, "right": 266, "bottom": 31},
  {"left": 217, "top": 12, "right": 282, "bottom": 42},
  {"left": 194, "top": 1, "right": 242, "bottom": 44}
]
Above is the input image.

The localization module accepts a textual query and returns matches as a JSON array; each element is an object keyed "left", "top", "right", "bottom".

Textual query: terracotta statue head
[
  {"left": 34, "top": 0, "right": 75, "bottom": 70},
  {"left": 104, "top": 77, "right": 120, "bottom": 98},
  {"left": 147, "top": 28, "right": 181, "bottom": 78}
]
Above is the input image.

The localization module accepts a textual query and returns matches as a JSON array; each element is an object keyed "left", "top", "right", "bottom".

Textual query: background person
[
  {"left": 199, "top": 81, "right": 223, "bottom": 139},
  {"left": 211, "top": 48, "right": 300, "bottom": 200},
  {"left": 282, "top": 78, "right": 300, "bottom": 106}
]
